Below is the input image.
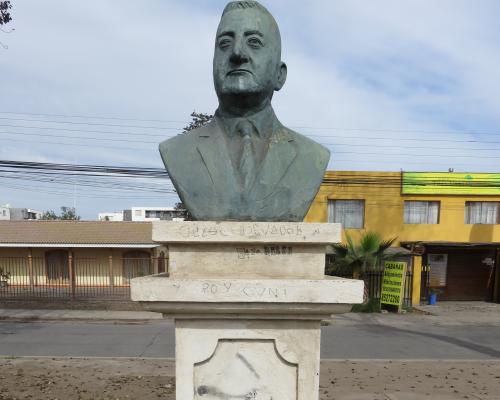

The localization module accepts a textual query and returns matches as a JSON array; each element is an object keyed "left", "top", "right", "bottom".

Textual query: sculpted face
[{"left": 213, "top": 6, "right": 287, "bottom": 110}]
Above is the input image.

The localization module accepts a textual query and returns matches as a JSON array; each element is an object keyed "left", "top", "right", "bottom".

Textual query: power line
[
  {"left": 0, "top": 111, "right": 188, "bottom": 124},
  {"left": 0, "top": 182, "right": 172, "bottom": 199},
  {"left": 3, "top": 121, "right": 500, "bottom": 149},
  {"left": 2, "top": 132, "right": 500, "bottom": 161},
  {"left": 332, "top": 158, "right": 500, "bottom": 167},
  {"left": 2, "top": 129, "right": 500, "bottom": 152},
  {"left": 1, "top": 160, "right": 499, "bottom": 188},
  {"left": 0, "top": 117, "right": 184, "bottom": 131},
  {"left": 0, "top": 160, "right": 167, "bottom": 176},
  {"left": 0, "top": 130, "right": 160, "bottom": 144},
  {"left": 2, "top": 111, "right": 500, "bottom": 137},
  {"left": 294, "top": 126, "right": 500, "bottom": 137},
  {"left": 0, "top": 135, "right": 156, "bottom": 151},
  {"left": 0, "top": 123, "right": 178, "bottom": 134}
]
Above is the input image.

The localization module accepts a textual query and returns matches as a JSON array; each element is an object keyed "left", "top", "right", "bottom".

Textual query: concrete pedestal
[{"left": 132, "top": 221, "right": 363, "bottom": 400}]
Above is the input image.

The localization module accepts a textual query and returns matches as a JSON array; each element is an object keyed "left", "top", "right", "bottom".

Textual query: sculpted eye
[
  {"left": 247, "top": 37, "right": 263, "bottom": 48},
  {"left": 218, "top": 38, "right": 232, "bottom": 50}
]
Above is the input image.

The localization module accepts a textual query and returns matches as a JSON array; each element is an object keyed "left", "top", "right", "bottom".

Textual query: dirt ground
[{"left": 0, "top": 357, "right": 499, "bottom": 400}]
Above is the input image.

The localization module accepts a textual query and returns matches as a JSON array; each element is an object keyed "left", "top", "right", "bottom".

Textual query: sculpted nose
[{"left": 229, "top": 40, "right": 249, "bottom": 64}]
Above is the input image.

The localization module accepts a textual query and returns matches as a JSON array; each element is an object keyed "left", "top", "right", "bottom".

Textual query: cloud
[{"left": 1, "top": 0, "right": 499, "bottom": 217}]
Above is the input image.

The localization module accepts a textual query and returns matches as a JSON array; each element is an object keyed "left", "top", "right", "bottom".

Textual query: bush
[{"left": 351, "top": 297, "right": 381, "bottom": 313}]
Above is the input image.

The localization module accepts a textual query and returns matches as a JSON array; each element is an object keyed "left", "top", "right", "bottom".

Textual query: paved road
[{"left": 1, "top": 318, "right": 499, "bottom": 359}]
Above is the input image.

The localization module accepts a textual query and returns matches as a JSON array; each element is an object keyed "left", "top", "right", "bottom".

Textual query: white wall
[
  {"left": 98, "top": 212, "right": 124, "bottom": 221},
  {"left": 0, "top": 207, "right": 10, "bottom": 221}
]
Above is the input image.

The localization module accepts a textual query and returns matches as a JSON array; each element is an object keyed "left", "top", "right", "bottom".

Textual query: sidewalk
[
  {"left": 2, "top": 301, "right": 500, "bottom": 325},
  {"left": 0, "top": 308, "right": 163, "bottom": 321},
  {"left": 413, "top": 301, "right": 500, "bottom": 325},
  {"left": 0, "top": 357, "right": 498, "bottom": 399}
]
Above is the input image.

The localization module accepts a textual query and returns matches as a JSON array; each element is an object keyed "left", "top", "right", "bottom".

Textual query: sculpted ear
[{"left": 275, "top": 62, "right": 287, "bottom": 91}]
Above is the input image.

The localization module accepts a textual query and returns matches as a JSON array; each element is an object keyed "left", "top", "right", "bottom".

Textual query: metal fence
[
  {"left": 0, "top": 256, "right": 166, "bottom": 300},
  {"left": 326, "top": 257, "right": 414, "bottom": 308},
  {"left": 420, "top": 264, "right": 431, "bottom": 302},
  {"left": 365, "top": 269, "right": 413, "bottom": 308}
]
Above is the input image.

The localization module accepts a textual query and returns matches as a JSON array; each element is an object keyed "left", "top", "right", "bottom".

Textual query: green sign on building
[
  {"left": 381, "top": 261, "right": 407, "bottom": 310},
  {"left": 402, "top": 172, "right": 500, "bottom": 195}
]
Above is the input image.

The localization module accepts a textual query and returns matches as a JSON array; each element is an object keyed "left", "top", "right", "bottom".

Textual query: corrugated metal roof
[{"left": 0, "top": 221, "right": 153, "bottom": 245}]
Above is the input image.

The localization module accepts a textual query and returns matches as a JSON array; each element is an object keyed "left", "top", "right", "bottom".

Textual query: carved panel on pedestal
[{"left": 194, "top": 339, "right": 297, "bottom": 399}]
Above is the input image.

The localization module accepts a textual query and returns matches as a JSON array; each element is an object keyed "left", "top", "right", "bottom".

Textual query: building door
[
  {"left": 46, "top": 250, "right": 69, "bottom": 283},
  {"left": 429, "top": 248, "right": 496, "bottom": 301}
]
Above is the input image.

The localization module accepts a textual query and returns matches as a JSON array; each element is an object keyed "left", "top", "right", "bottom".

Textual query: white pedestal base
[
  {"left": 177, "top": 319, "right": 320, "bottom": 400},
  {"left": 131, "top": 221, "right": 363, "bottom": 400}
]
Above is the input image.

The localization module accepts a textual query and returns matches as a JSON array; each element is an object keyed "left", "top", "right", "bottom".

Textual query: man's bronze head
[{"left": 213, "top": 1, "right": 287, "bottom": 114}]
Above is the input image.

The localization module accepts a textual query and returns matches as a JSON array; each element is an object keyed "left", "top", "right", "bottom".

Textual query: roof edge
[{"left": 0, "top": 243, "right": 158, "bottom": 248}]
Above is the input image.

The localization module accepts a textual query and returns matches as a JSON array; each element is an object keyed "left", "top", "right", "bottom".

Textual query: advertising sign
[
  {"left": 380, "top": 261, "right": 407, "bottom": 310},
  {"left": 402, "top": 172, "right": 500, "bottom": 195}
]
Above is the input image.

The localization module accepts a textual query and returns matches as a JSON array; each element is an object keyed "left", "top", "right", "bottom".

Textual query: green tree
[
  {"left": 328, "top": 231, "right": 400, "bottom": 301},
  {"left": 60, "top": 206, "right": 80, "bottom": 220},
  {"left": 173, "top": 201, "right": 192, "bottom": 221},
  {"left": 183, "top": 111, "right": 213, "bottom": 133},
  {"left": 1, "top": 1, "right": 13, "bottom": 50},
  {"left": 329, "top": 231, "right": 397, "bottom": 277},
  {"left": 40, "top": 210, "right": 58, "bottom": 220},
  {"left": 41, "top": 206, "right": 80, "bottom": 220},
  {"left": 0, "top": 1, "right": 12, "bottom": 26}
]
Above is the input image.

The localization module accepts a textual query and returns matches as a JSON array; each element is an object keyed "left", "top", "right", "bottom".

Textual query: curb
[{"left": 0, "top": 309, "right": 164, "bottom": 322}]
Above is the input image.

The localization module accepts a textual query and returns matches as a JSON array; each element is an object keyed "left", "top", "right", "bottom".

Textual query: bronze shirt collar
[{"left": 215, "top": 105, "right": 276, "bottom": 141}]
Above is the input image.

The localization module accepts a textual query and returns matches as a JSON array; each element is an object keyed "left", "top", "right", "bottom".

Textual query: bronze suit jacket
[{"left": 159, "top": 115, "right": 330, "bottom": 221}]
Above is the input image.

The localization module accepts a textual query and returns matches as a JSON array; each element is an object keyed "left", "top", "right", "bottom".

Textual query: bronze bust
[{"left": 159, "top": 1, "right": 330, "bottom": 221}]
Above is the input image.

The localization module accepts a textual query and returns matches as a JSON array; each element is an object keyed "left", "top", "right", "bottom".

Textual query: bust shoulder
[
  {"left": 282, "top": 126, "right": 330, "bottom": 165},
  {"left": 159, "top": 120, "right": 217, "bottom": 155}
]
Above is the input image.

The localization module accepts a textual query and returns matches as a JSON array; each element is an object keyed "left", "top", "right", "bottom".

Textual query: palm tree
[{"left": 328, "top": 231, "right": 399, "bottom": 301}]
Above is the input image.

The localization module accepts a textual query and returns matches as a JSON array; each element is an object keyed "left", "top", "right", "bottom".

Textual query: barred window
[
  {"left": 428, "top": 254, "right": 448, "bottom": 287},
  {"left": 465, "top": 202, "right": 499, "bottom": 224},
  {"left": 404, "top": 201, "right": 440, "bottom": 224},
  {"left": 328, "top": 200, "right": 364, "bottom": 229}
]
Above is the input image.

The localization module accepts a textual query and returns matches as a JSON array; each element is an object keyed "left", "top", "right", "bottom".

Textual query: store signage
[
  {"left": 381, "top": 261, "right": 407, "bottom": 310},
  {"left": 402, "top": 172, "right": 500, "bottom": 195}
]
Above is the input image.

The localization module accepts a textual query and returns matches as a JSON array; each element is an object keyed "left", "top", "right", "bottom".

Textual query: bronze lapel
[
  {"left": 251, "top": 127, "right": 298, "bottom": 201},
  {"left": 196, "top": 120, "right": 239, "bottom": 195}
]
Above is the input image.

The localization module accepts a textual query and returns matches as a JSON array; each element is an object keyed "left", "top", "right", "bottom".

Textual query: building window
[
  {"left": 428, "top": 254, "right": 447, "bottom": 287},
  {"left": 134, "top": 210, "right": 142, "bottom": 217},
  {"left": 145, "top": 210, "right": 174, "bottom": 219},
  {"left": 2, "top": 210, "right": 5, "bottom": 216},
  {"left": 328, "top": 200, "right": 364, "bottom": 229},
  {"left": 404, "top": 201, "right": 440, "bottom": 224},
  {"left": 465, "top": 202, "right": 499, "bottom": 224}
]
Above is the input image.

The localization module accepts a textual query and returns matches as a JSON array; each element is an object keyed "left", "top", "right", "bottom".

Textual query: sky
[{"left": 1, "top": 0, "right": 500, "bottom": 219}]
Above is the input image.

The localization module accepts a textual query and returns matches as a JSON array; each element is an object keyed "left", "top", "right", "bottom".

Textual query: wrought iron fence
[
  {"left": 0, "top": 256, "right": 166, "bottom": 300},
  {"left": 326, "top": 256, "right": 414, "bottom": 308},
  {"left": 420, "top": 263, "right": 431, "bottom": 302}
]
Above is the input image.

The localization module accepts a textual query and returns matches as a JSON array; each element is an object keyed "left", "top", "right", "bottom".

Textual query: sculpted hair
[
  {"left": 222, "top": 1, "right": 271, "bottom": 15},
  {"left": 220, "top": 1, "right": 281, "bottom": 49}
]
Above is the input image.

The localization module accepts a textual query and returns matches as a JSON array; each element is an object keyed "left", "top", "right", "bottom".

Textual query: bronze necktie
[{"left": 236, "top": 119, "right": 256, "bottom": 191}]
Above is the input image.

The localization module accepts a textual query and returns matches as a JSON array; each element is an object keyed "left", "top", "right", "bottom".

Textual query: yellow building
[{"left": 305, "top": 171, "right": 500, "bottom": 303}]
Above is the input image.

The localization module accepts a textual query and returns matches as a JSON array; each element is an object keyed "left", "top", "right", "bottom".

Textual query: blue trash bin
[{"left": 429, "top": 292, "right": 437, "bottom": 305}]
